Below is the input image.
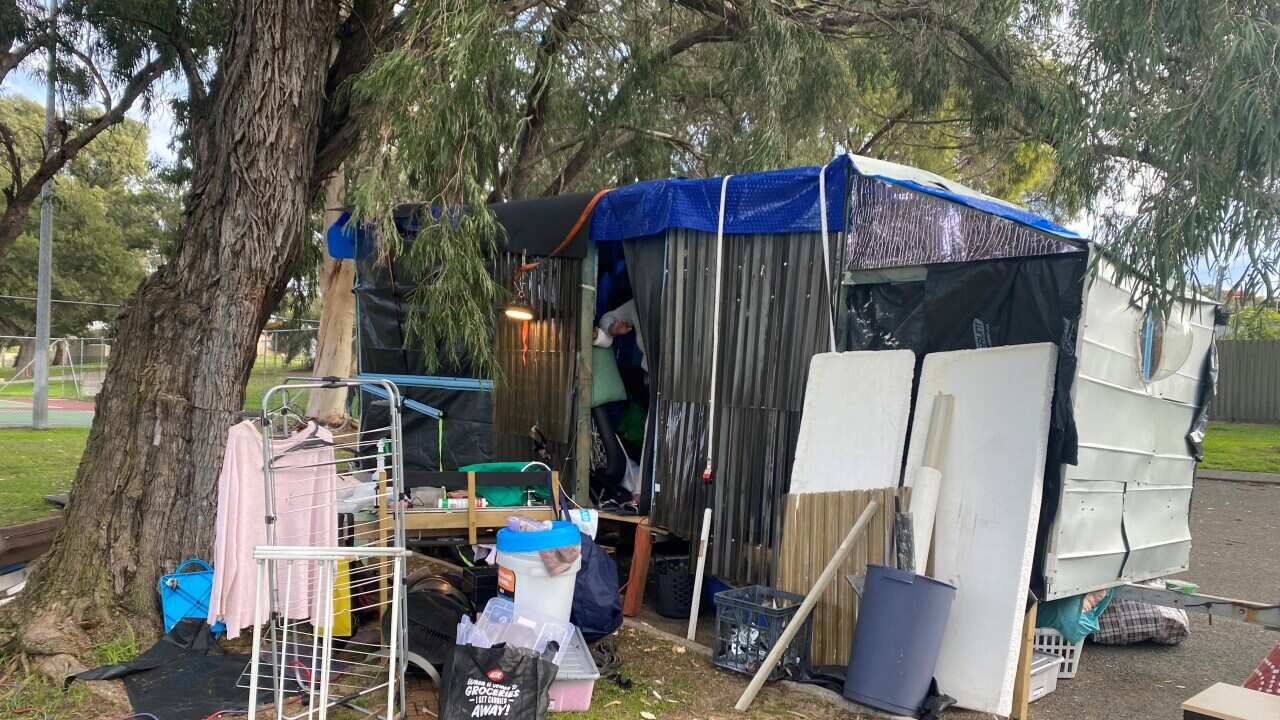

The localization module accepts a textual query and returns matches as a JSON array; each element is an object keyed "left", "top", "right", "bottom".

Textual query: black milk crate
[
  {"left": 461, "top": 565, "right": 499, "bottom": 609},
  {"left": 653, "top": 558, "right": 695, "bottom": 619},
  {"left": 712, "top": 585, "right": 811, "bottom": 681}
]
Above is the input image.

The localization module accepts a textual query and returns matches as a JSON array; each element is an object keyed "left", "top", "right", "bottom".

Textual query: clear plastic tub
[{"left": 458, "top": 596, "right": 575, "bottom": 665}]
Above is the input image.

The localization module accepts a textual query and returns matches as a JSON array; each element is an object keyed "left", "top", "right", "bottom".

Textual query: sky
[{"left": 5, "top": 67, "right": 179, "bottom": 165}]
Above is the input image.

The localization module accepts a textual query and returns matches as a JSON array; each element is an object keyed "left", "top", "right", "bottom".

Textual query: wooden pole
[
  {"left": 686, "top": 507, "right": 713, "bottom": 640},
  {"left": 575, "top": 244, "right": 597, "bottom": 504},
  {"left": 734, "top": 501, "right": 879, "bottom": 712}
]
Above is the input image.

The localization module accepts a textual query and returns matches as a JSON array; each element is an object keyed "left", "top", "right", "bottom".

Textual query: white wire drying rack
[{"left": 242, "top": 377, "right": 409, "bottom": 720}]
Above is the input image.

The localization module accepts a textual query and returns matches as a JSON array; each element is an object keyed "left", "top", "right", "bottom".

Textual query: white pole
[
  {"left": 385, "top": 554, "right": 404, "bottom": 719},
  {"left": 734, "top": 501, "right": 879, "bottom": 712},
  {"left": 686, "top": 507, "right": 713, "bottom": 640},
  {"left": 248, "top": 559, "right": 266, "bottom": 720},
  {"left": 32, "top": 0, "right": 57, "bottom": 430}
]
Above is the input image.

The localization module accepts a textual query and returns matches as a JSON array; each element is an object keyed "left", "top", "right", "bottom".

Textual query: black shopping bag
[{"left": 440, "top": 643, "right": 559, "bottom": 720}]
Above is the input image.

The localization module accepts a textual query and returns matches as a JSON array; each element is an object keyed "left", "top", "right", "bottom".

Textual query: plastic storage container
[
  {"left": 1033, "top": 627, "right": 1084, "bottom": 678},
  {"left": 1028, "top": 651, "right": 1063, "bottom": 703},
  {"left": 546, "top": 626, "right": 601, "bottom": 712},
  {"left": 842, "top": 565, "right": 957, "bottom": 717},
  {"left": 712, "top": 585, "right": 812, "bottom": 681},
  {"left": 459, "top": 596, "right": 575, "bottom": 665},
  {"left": 496, "top": 520, "right": 582, "bottom": 624}
]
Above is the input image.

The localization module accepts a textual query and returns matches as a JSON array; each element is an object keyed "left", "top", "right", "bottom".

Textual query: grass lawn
[
  {"left": 1201, "top": 421, "right": 1280, "bottom": 473},
  {"left": 0, "top": 427, "right": 89, "bottom": 525},
  {"left": 0, "top": 361, "right": 321, "bottom": 526}
]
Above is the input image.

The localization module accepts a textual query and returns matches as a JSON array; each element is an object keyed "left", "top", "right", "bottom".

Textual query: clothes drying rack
[{"left": 239, "top": 377, "right": 409, "bottom": 720}]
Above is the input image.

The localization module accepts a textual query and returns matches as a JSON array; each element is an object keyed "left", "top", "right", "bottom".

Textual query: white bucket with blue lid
[{"left": 495, "top": 520, "right": 581, "bottom": 624}]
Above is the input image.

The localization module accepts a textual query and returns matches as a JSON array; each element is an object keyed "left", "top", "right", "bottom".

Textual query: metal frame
[
  {"left": 1113, "top": 584, "right": 1280, "bottom": 631},
  {"left": 244, "top": 377, "right": 409, "bottom": 720}
]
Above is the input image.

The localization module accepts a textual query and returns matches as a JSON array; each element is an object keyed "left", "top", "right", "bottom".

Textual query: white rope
[
  {"left": 819, "top": 162, "right": 837, "bottom": 352},
  {"left": 704, "top": 174, "right": 734, "bottom": 480}
]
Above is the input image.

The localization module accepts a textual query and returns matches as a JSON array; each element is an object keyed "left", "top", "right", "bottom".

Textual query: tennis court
[{"left": 0, "top": 397, "right": 94, "bottom": 427}]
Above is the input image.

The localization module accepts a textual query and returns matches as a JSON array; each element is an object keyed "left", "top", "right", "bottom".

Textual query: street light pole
[{"left": 32, "top": 0, "right": 57, "bottom": 430}]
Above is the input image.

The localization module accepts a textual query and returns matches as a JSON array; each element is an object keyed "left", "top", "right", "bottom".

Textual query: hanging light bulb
[
  {"left": 504, "top": 256, "right": 535, "bottom": 321},
  {"left": 503, "top": 301, "right": 534, "bottom": 321}
]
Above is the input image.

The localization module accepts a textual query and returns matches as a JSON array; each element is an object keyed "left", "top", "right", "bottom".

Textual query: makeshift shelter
[{"left": 341, "top": 153, "right": 1217, "bottom": 599}]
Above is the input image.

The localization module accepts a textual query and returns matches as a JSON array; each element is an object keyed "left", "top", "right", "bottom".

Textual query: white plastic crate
[{"left": 1032, "top": 627, "right": 1084, "bottom": 678}]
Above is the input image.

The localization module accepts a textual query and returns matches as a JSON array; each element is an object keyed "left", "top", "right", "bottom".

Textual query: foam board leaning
[
  {"left": 790, "top": 350, "right": 915, "bottom": 494},
  {"left": 904, "top": 343, "right": 1058, "bottom": 716}
]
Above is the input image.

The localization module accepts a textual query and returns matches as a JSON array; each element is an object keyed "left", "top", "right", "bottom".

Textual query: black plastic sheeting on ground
[
  {"left": 843, "top": 252, "right": 1088, "bottom": 595},
  {"left": 69, "top": 619, "right": 266, "bottom": 719}
]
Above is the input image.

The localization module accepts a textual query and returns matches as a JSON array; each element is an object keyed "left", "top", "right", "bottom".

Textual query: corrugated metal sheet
[
  {"left": 1211, "top": 340, "right": 1280, "bottom": 423},
  {"left": 492, "top": 254, "right": 580, "bottom": 471},
  {"left": 648, "top": 228, "right": 837, "bottom": 586},
  {"left": 844, "top": 176, "right": 1080, "bottom": 270}
]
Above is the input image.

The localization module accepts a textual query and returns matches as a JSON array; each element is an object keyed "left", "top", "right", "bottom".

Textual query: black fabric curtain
[{"left": 620, "top": 236, "right": 667, "bottom": 516}]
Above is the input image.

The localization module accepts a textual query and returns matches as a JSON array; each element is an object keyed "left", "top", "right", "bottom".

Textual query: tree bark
[
  {"left": 50, "top": 340, "right": 67, "bottom": 366},
  {"left": 11, "top": 338, "right": 34, "bottom": 378},
  {"left": 305, "top": 172, "right": 355, "bottom": 425},
  {"left": 6, "top": 0, "right": 340, "bottom": 636}
]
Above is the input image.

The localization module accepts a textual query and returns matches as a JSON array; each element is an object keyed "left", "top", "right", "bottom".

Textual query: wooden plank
[
  {"left": 622, "top": 518, "right": 653, "bottom": 617},
  {"left": 401, "top": 508, "right": 557, "bottom": 531},
  {"left": 1010, "top": 601, "right": 1038, "bottom": 720},
  {"left": 1183, "top": 682, "right": 1280, "bottom": 720},
  {"left": 575, "top": 245, "right": 597, "bottom": 502},
  {"left": 0, "top": 516, "right": 61, "bottom": 567},
  {"left": 378, "top": 469, "right": 390, "bottom": 615},
  {"left": 466, "top": 472, "right": 478, "bottom": 545}
]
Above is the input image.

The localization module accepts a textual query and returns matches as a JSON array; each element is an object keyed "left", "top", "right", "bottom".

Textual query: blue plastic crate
[{"left": 712, "top": 585, "right": 811, "bottom": 681}]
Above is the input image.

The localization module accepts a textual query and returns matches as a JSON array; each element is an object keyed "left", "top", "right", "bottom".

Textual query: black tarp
[
  {"left": 843, "top": 252, "right": 1089, "bottom": 595},
  {"left": 70, "top": 620, "right": 266, "bottom": 719},
  {"left": 357, "top": 194, "right": 596, "bottom": 472}
]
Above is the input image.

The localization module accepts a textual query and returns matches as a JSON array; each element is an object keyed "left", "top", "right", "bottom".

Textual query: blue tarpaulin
[
  {"left": 588, "top": 153, "right": 1085, "bottom": 244},
  {"left": 589, "top": 157, "right": 852, "bottom": 242}
]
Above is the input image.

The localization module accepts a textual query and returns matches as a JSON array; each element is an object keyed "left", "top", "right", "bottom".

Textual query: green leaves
[{"left": 347, "top": 0, "right": 504, "bottom": 377}]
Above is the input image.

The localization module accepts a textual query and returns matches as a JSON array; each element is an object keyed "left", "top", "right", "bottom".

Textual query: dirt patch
[{"left": 557, "top": 624, "right": 867, "bottom": 720}]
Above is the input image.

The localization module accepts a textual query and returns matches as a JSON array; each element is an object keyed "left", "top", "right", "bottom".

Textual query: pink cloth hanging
[{"left": 208, "top": 420, "right": 338, "bottom": 639}]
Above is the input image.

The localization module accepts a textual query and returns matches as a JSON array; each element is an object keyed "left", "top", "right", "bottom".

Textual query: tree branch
[
  {"left": 499, "top": 0, "right": 586, "bottom": 201},
  {"left": 857, "top": 106, "right": 910, "bottom": 154},
  {"left": 541, "top": 21, "right": 736, "bottom": 196},
  {"left": 0, "top": 122, "right": 23, "bottom": 200},
  {"left": 0, "top": 30, "right": 55, "bottom": 88},
  {"left": 0, "top": 57, "right": 165, "bottom": 265},
  {"left": 312, "top": 0, "right": 398, "bottom": 192},
  {"left": 57, "top": 40, "right": 113, "bottom": 110}
]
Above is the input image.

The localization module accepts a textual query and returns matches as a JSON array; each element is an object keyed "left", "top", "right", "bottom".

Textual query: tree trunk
[
  {"left": 51, "top": 341, "right": 67, "bottom": 366},
  {"left": 11, "top": 338, "right": 34, "bottom": 378},
  {"left": 305, "top": 172, "right": 355, "bottom": 425},
  {"left": 6, "top": 0, "right": 340, "bottom": 638}
]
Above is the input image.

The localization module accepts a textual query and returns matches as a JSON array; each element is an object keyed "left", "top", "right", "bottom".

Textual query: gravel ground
[{"left": 1017, "top": 478, "right": 1279, "bottom": 719}]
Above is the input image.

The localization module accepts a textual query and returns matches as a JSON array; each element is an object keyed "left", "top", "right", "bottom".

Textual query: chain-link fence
[{"left": 0, "top": 326, "right": 320, "bottom": 427}]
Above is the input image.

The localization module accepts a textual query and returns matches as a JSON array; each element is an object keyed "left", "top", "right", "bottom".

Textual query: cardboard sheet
[
  {"left": 905, "top": 343, "right": 1057, "bottom": 715},
  {"left": 790, "top": 350, "right": 915, "bottom": 493}
]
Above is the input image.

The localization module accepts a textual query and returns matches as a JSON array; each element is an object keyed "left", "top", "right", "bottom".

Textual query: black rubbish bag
[
  {"left": 439, "top": 643, "right": 559, "bottom": 720},
  {"left": 571, "top": 531, "right": 623, "bottom": 642}
]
